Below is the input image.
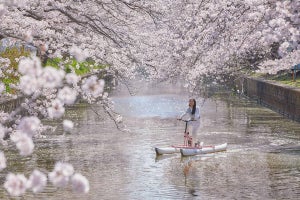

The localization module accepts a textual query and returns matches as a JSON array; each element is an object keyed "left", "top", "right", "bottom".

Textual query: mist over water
[{"left": 1, "top": 82, "right": 300, "bottom": 200}]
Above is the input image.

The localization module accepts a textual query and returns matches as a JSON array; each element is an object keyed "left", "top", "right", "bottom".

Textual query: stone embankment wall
[{"left": 236, "top": 77, "right": 300, "bottom": 122}]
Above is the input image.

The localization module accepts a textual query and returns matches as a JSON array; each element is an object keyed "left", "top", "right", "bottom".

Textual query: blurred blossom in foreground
[
  {"left": 71, "top": 173, "right": 90, "bottom": 194},
  {"left": 63, "top": 120, "right": 74, "bottom": 132},
  {"left": 39, "top": 67, "right": 65, "bottom": 89},
  {"left": 4, "top": 173, "right": 27, "bottom": 196},
  {"left": 48, "top": 162, "right": 74, "bottom": 187},
  {"left": 81, "top": 76, "right": 105, "bottom": 98},
  {"left": 65, "top": 73, "right": 80, "bottom": 85},
  {"left": 17, "top": 116, "right": 41, "bottom": 137},
  {"left": 57, "top": 86, "right": 77, "bottom": 105},
  {"left": 19, "top": 75, "right": 39, "bottom": 95},
  {"left": 11, "top": 131, "right": 34, "bottom": 156},
  {"left": 47, "top": 99, "right": 65, "bottom": 119},
  {"left": 18, "top": 56, "right": 43, "bottom": 77},
  {"left": 27, "top": 170, "right": 47, "bottom": 193}
]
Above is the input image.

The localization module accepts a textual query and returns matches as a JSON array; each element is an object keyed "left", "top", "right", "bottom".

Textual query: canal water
[{"left": 1, "top": 83, "right": 300, "bottom": 199}]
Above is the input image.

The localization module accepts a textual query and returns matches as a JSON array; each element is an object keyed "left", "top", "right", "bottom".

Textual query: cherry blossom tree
[
  {"left": 1, "top": 0, "right": 298, "bottom": 86},
  {"left": 155, "top": 0, "right": 300, "bottom": 92}
]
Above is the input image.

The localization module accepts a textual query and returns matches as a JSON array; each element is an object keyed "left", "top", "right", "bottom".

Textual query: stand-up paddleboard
[
  {"left": 155, "top": 143, "right": 227, "bottom": 156},
  {"left": 154, "top": 119, "right": 227, "bottom": 156},
  {"left": 180, "top": 143, "right": 227, "bottom": 156}
]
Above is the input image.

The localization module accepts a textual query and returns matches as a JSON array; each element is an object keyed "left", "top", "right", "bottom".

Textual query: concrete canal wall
[{"left": 236, "top": 77, "right": 300, "bottom": 122}]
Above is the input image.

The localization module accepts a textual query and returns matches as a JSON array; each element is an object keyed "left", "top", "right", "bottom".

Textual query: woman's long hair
[{"left": 191, "top": 99, "right": 196, "bottom": 115}]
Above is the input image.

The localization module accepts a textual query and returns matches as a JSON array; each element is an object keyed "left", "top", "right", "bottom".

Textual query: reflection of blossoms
[
  {"left": 11, "top": 131, "right": 34, "bottom": 156},
  {"left": 47, "top": 99, "right": 65, "bottom": 119},
  {"left": 57, "top": 86, "right": 77, "bottom": 105},
  {"left": 81, "top": 76, "right": 105, "bottom": 98},
  {"left": 27, "top": 170, "right": 47, "bottom": 193},
  {"left": 48, "top": 162, "right": 74, "bottom": 187},
  {"left": 0, "top": 151, "right": 7, "bottom": 171},
  {"left": 4, "top": 173, "right": 27, "bottom": 196},
  {"left": 71, "top": 173, "right": 90, "bottom": 194},
  {"left": 17, "top": 116, "right": 41, "bottom": 137}
]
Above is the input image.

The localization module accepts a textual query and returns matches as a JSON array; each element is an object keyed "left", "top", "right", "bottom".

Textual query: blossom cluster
[
  {"left": 16, "top": 55, "right": 106, "bottom": 119},
  {"left": 3, "top": 162, "right": 89, "bottom": 196},
  {"left": 0, "top": 51, "right": 106, "bottom": 196}
]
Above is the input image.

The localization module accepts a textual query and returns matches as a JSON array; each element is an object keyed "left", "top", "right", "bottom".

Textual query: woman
[{"left": 179, "top": 99, "right": 201, "bottom": 146}]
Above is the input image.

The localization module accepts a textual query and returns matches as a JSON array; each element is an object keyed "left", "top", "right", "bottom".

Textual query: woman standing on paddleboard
[{"left": 179, "top": 98, "right": 201, "bottom": 147}]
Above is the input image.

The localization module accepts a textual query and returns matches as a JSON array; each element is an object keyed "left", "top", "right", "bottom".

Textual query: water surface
[{"left": 1, "top": 84, "right": 300, "bottom": 200}]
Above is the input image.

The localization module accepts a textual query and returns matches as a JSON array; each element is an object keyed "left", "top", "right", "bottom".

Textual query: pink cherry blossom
[
  {"left": 63, "top": 120, "right": 74, "bottom": 132},
  {"left": 19, "top": 75, "right": 39, "bottom": 95},
  {"left": 39, "top": 67, "right": 65, "bottom": 89},
  {"left": 4, "top": 173, "right": 27, "bottom": 196},
  {"left": 27, "top": 170, "right": 47, "bottom": 193},
  {"left": 57, "top": 86, "right": 77, "bottom": 105},
  {"left": 47, "top": 99, "right": 65, "bottom": 119},
  {"left": 81, "top": 76, "right": 105, "bottom": 99},
  {"left": 48, "top": 162, "right": 74, "bottom": 188},
  {"left": 11, "top": 131, "right": 34, "bottom": 156},
  {"left": 71, "top": 173, "right": 90, "bottom": 194},
  {"left": 17, "top": 116, "right": 41, "bottom": 137},
  {"left": 18, "top": 56, "right": 43, "bottom": 77},
  {"left": 65, "top": 73, "right": 80, "bottom": 85}
]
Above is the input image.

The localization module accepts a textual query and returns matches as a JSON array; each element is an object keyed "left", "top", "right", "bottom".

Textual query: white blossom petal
[{"left": 71, "top": 173, "right": 90, "bottom": 194}]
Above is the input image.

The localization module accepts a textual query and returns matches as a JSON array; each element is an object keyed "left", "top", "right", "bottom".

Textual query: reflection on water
[
  {"left": 112, "top": 94, "right": 187, "bottom": 118},
  {"left": 1, "top": 86, "right": 300, "bottom": 200}
]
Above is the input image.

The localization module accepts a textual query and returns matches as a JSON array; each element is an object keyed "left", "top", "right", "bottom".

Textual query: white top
[{"left": 181, "top": 107, "right": 200, "bottom": 120}]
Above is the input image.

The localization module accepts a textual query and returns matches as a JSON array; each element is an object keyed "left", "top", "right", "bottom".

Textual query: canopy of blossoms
[{"left": 1, "top": 0, "right": 299, "bottom": 86}]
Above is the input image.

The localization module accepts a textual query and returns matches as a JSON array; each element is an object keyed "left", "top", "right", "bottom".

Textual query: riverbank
[{"left": 236, "top": 76, "right": 300, "bottom": 122}]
